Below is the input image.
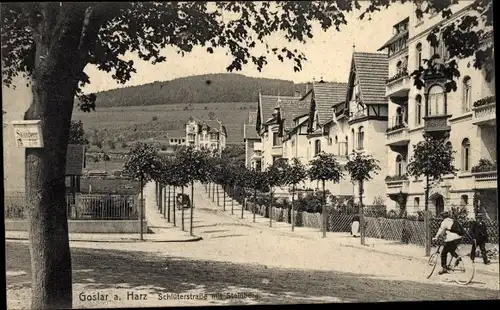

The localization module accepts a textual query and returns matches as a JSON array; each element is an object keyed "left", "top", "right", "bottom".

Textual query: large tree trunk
[{"left": 24, "top": 7, "right": 93, "bottom": 307}]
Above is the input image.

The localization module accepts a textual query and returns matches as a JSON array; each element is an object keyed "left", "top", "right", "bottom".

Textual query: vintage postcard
[{"left": 3, "top": 1, "right": 498, "bottom": 309}]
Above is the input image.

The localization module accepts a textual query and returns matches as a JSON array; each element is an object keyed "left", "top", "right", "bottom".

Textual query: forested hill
[{"left": 88, "top": 73, "right": 308, "bottom": 108}]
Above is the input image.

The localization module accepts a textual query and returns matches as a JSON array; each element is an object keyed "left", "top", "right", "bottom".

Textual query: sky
[{"left": 82, "top": 2, "right": 412, "bottom": 94}]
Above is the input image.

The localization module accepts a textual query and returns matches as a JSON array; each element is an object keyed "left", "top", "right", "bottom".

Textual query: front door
[{"left": 435, "top": 196, "right": 444, "bottom": 216}]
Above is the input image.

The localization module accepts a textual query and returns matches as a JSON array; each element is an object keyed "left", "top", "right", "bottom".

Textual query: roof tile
[{"left": 353, "top": 52, "right": 388, "bottom": 106}]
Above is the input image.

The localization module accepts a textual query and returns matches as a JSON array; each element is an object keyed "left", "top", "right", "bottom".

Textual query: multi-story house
[
  {"left": 243, "top": 111, "right": 262, "bottom": 170},
  {"left": 326, "top": 52, "right": 389, "bottom": 205},
  {"left": 255, "top": 93, "right": 306, "bottom": 170},
  {"left": 380, "top": 2, "right": 496, "bottom": 219},
  {"left": 185, "top": 117, "right": 227, "bottom": 152}
]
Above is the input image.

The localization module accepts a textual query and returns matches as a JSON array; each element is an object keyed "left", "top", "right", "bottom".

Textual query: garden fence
[{"left": 4, "top": 192, "right": 139, "bottom": 220}]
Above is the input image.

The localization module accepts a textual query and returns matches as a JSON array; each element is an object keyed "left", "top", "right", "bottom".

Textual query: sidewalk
[
  {"left": 193, "top": 183, "right": 499, "bottom": 277},
  {"left": 5, "top": 183, "right": 201, "bottom": 243}
]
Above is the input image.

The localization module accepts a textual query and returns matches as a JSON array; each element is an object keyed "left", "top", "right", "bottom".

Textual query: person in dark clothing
[{"left": 470, "top": 213, "right": 491, "bottom": 264}]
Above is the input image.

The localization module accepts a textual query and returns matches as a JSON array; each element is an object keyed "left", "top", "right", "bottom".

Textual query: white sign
[{"left": 12, "top": 120, "right": 43, "bottom": 148}]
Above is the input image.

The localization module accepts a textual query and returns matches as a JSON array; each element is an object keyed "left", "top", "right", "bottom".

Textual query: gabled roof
[
  {"left": 247, "top": 111, "right": 257, "bottom": 125},
  {"left": 349, "top": 52, "right": 388, "bottom": 106},
  {"left": 259, "top": 94, "right": 300, "bottom": 125},
  {"left": 378, "top": 30, "right": 408, "bottom": 51},
  {"left": 243, "top": 124, "right": 260, "bottom": 140},
  {"left": 311, "top": 82, "right": 348, "bottom": 125}
]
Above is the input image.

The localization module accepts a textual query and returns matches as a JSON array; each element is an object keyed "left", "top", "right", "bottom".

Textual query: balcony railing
[
  {"left": 472, "top": 99, "right": 496, "bottom": 126},
  {"left": 386, "top": 116, "right": 409, "bottom": 146},
  {"left": 423, "top": 114, "right": 451, "bottom": 137},
  {"left": 385, "top": 175, "right": 410, "bottom": 195},
  {"left": 386, "top": 69, "right": 410, "bottom": 97}
]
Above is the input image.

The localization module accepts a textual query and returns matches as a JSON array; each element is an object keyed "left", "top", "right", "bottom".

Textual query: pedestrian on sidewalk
[
  {"left": 351, "top": 214, "right": 360, "bottom": 237},
  {"left": 470, "top": 213, "right": 491, "bottom": 265}
]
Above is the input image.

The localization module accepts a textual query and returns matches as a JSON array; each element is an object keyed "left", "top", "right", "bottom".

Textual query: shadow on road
[{"left": 6, "top": 242, "right": 499, "bottom": 304}]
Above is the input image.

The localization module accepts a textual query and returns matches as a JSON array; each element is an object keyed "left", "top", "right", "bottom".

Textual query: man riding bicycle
[{"left": 432, "top": 211, "right": 463, "bottom": 275}]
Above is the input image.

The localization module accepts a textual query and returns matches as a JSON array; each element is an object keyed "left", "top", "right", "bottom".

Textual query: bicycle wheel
[
  {"left": 453, "top": 256, "right": 475, "bottom": 285},
  {"left": 425, "top": 253, "right": 439, "bottom": 278}
]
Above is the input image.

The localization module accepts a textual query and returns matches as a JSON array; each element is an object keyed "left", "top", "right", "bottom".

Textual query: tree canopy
[
  {"left": 308, "top": 153, "right": 343, "bottom": 183},
  {"left": 68, "top": 120, "right": 89, "bottom": 145},
  {"left": 406, "top": 135, "right": 458, "bottom": 182},
  {"left": 345, "top": 151, "right": 380, "bottom": 183}
]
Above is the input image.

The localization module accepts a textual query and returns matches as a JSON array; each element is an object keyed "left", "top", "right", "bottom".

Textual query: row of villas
[{"left": 243, "top": 2, "right": 496, "bottom": 220}]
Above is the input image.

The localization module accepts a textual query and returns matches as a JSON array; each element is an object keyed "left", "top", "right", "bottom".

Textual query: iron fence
[{"left": 4, "top": 193, "right": 139, "bottom": 220}]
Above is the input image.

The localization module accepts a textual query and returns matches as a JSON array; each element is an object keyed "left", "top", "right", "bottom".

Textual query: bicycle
[{"left": 425, "top": 240, "right": 475, "bottom": 285}]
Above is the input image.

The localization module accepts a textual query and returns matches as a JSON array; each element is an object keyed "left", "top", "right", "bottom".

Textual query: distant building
[
  {"left": 243, "top": 111, "right": 262, "bottom": 170},
  {"left": 166, "top": 130, "right": 186, "bottom": 146},
  {"left": 185, "top": 117, "right": 227, "bottom": 152}
]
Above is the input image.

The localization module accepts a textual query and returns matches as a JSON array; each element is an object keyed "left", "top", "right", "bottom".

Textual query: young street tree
[
  {"left": 175, "top": 146, "right": 210, "bottom": 236},
  {"left": 287, "top": 158, "right": 308, "bottom": 231},
  {"left": 406, "top": 134, "right": 457, "bottom": 255},
  {"left": 266, "top": 158, "right": 289, "bottom": 227},
  {"left": 247, "top": 169, "right": 270, "bottom": 223},
  {"left": 123, "top": 142, "right": 159, "bottom": 238},
  {"left": 1, "top": 1, "right": 491, "bottom": 308},
  {"left": 345, "top": 151, "right": 381, "bottom": 245},
  {"left": 308, "top": 153, "right": 343, "bottom": 238}
]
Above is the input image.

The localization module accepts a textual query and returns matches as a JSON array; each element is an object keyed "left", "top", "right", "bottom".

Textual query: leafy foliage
[
  {"left": 345, "top": 151, "right": 380, "bottom": 183},
  {"left": 175, "top": 145, "right": 211, "bottom": 184},
  {"left": 471, "top": 158, "right": 496, "bottom": 173},
  {"left": 287, "top": 158, "right": 308, "bottom": 188},
  {"left": 308, "top": 153, "right": 343, "bottom": 183},
  {"left": 406, "top": 135, "right": 457, "bottom": 182},
  {"left": 122, "top": 142, "right": 159, "bottom": 183},
  {"left": 266, "top": 158, "right": 290, "bottom": 189},
  {"left": 68, "top": 121, "right": 89, "bottom": 145}
]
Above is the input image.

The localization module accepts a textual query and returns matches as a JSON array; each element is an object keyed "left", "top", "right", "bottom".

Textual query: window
[
  {"left": 345, "top": 136, "right": 349, "bottom": 156},
  {"left": 291, "top": 139, "right": 295, "bottom": 148},
  {"left": 335, "top": 136, "right": 339, "bottom": 155},
  {"left": 272, "top": 132, "right": 281, "bottom": 146},
  {"left": 416, "top": 43, "right": 422, "bottom": 68},
  {"left": 460, "top": 195, "right": 469, "bottom": 207},
  {"left": 396, "top": 60, "right": 402, "bottom": 73},
  {"left": 328, "top": 138, "right": 333, "bottom": 146},
  {"left": 462, "top": 138, "right": 471, "bottom": 172},
  {"left": 396, "top": 154, "right": 404, "bottom": 176},
  {"left": 462, "top": 77, "right": 472, "bottom": 112},
  {"left": 414, "top": 197, "right": 420, "bottom": 208},
  {"left": 351, "top": 129, "right": 355, "bottom": 152},
  {"left": 314, "top": 140, "right": 321, "bottom": 156},
  {"left": 427, "top": 85, "right": 445, "bottom": 116},
  {"left": 415, "top": 95, "right": 422, "bottom": 125},
  {"left": 357, "top": 127, "right": 364, "bottom": 150}
]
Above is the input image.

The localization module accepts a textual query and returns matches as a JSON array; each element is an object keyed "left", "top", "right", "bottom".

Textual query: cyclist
[{"left": 432, "top": 211, "right": 462, "bottom": 275}]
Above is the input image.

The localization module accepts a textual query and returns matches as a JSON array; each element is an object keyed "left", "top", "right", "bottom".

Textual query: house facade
[
  {"left": 255, "top": 93, "right": 306, "bottom": 170},
  {"left": 328, "top": 52, "right": 390, "bottom": 205},
  {"left": 243, "top": 111, "right": 262, "bottom": 171},
  {"left": 185, "top": 117, "right": 227, "bottom": 152},
  {"left": 379, "top": 2, "right": 496, "bottom": 219}
]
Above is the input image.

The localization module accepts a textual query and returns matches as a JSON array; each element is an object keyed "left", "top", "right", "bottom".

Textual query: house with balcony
[
  {"left": 379, "top": 2, "right": 496, "bottom": 219},
  {"left": 243, "top": 111, "right": 262, "bottom": 171},
  {"left": 282, "top": 80, "right": 353, "bottom": 194},
  {"left": 328, "top": 51, "right": 389, "bottom": 205},
  {"left": 185, "top": 117, "right": 227, "bottom": 152},
  {"left": 255, "top": 92, "right": 306, "bottom": 170}
]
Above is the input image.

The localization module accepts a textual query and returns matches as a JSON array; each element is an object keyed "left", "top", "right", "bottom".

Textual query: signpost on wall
[{"left": 12, "top": 120, "right": 44, "bottom": 148}]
